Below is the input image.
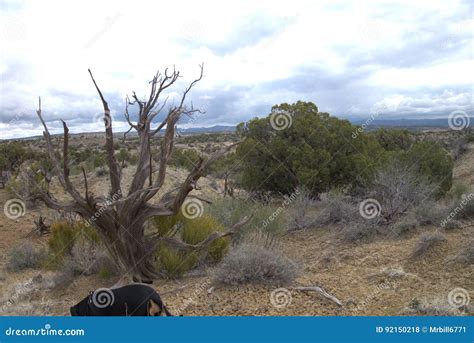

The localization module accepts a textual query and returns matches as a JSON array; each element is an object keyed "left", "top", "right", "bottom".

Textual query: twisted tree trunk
[{"left": 35, "top": 65, "right": 249, "bottom": 282}]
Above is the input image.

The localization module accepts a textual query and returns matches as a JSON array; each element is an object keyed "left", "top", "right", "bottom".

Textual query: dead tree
[{"left": 35, "top": 65, "right": 248, "bottom": 282}]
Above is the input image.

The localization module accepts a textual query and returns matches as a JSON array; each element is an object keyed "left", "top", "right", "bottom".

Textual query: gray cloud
[{"left": 0, "top": 0, "right": 472, "bottom": 138}]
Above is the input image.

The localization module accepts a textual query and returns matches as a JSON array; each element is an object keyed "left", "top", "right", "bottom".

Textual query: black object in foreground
[{"left": 70, "top": 284, "right": 173, "bottom": 316}]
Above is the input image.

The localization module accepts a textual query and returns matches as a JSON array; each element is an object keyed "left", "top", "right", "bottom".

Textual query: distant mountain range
[
  {"left": 175, "top": 117, "right": 473, "bottom": 133},
  {"left": 176, "top": 125, "right": 236, "bottom": 133},
  {"left": 350, "top": 117, "right": 473, "bottom": 129}
]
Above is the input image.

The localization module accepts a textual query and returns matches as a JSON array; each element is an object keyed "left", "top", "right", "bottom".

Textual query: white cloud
[
  {"left": 372, "top": 90, "right": 472, "bottom": 117},
  {"left": 0, "top": 0, "right": 472, "bottom": 138}
]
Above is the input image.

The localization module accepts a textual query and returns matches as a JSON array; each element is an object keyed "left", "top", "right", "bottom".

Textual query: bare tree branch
[{"left": 88, "top": 69, "right": 122, "bottom": 197}]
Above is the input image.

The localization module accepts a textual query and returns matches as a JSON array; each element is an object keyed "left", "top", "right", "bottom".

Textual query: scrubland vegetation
[{"left": 0, "top": 100, "right": 472, "bottom": 316}]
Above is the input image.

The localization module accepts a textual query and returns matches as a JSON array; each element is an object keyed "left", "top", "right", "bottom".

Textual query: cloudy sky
[{"left": 0, "top": 0, "right": 472, "bottom": 138}]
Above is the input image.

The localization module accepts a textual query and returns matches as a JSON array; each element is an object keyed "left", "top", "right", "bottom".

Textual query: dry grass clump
[
  {"left": 6, "top": 242, "right": 47, "bottom": 272},
  {"left": 213, "top": 231, "right": 299, "bottom": 286},
  {"left": 410, "top": 232, "right": 447, "bottom": 258}
]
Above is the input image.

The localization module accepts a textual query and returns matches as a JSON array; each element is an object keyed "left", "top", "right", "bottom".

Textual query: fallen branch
[{"left": 291, "top": 286, "right": 343, "bottom": 306}]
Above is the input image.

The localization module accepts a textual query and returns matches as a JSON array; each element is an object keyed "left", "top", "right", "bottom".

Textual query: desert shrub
[
  {"left": 372, "top": 128, "right": 414, "bottom": 151},
  {"left": 411, "top": 232, "right": 447, "bottom": 258},
  {"left": 152, "top": 214, "right": 229, "bottom": 277},
  {"left": 367, "top": 162, "right": 432, "bottom": 222},
  {"left": 390, "top": 215, "right": 419, "bottom": 237},
  {"left": 214, "top": 235, "right": 299, "bottom": 286},
  {"left": 6, "top": 242, "right": 47, "bottom": 272},
  {"left": 151, "top": 212, "right": 185, "bottom": 237},
  {"left": 397, "top": 141, "right": 453, "bottom": 197},
  {"left": 454, "top": 194, "right": 474, "bottom": 219},
  {"left": 47, "top": 221, "right": 76, "bottom": 265},
  {"left": 450, "top": 136, "right": 468, "bottom": 160},
  {"left": 154, "top": 243, "right": 198, "bottom": 278},
  {"left": 467, "top": 131, "right": 474, "bottom": 142},
  {"left": 443, "top": 220, "right": 462, "bottom": 230},
  {"left": 95, "top": 166, "right": 108, "bottom": 177},
  {"left": 236, "top": 101, "right": 384, "bottom": 197},
  {"left": 208, "top": 152, "right": 240, "bottom": 178},
  {"left": 182, "top": 215, "right": 229, "bottom": 262},
  {"left": 61, "top": 241, "right": 118, "bottom": 278},
  {"left": 63, "top": 239, "right": 100, "bottom": 276},
  {"left": 169, "top": 148, "right": 201, "bottom": 171},
  {"left": 0, "top": 141, "right": 32, "bottom": 171},
  {"left": 449, "top": 183, "right": 470, "bottom": 200},
  {"left": 314, "top": 192, "right": 359, "bottom": 225},
  {"left": 6, "top": 161, "right": 49, "bottom": 206},
  {"left": 46, "top": 220, "right": 100, "bottom": 268},
  {"left": 413, "top": 201, "right": 452, "bottom": 226},
  {"left": 118, "top": 148, "right": 138, "bottom": 166},
  {"left": 341, "top": 220, "right": 380, "bottom": 242},
  {"left": 206, "top": 198, "right": 286, "bottom": 236},
  {"left": 287, "top": 188, "right": 316, "bottom": 230}
]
